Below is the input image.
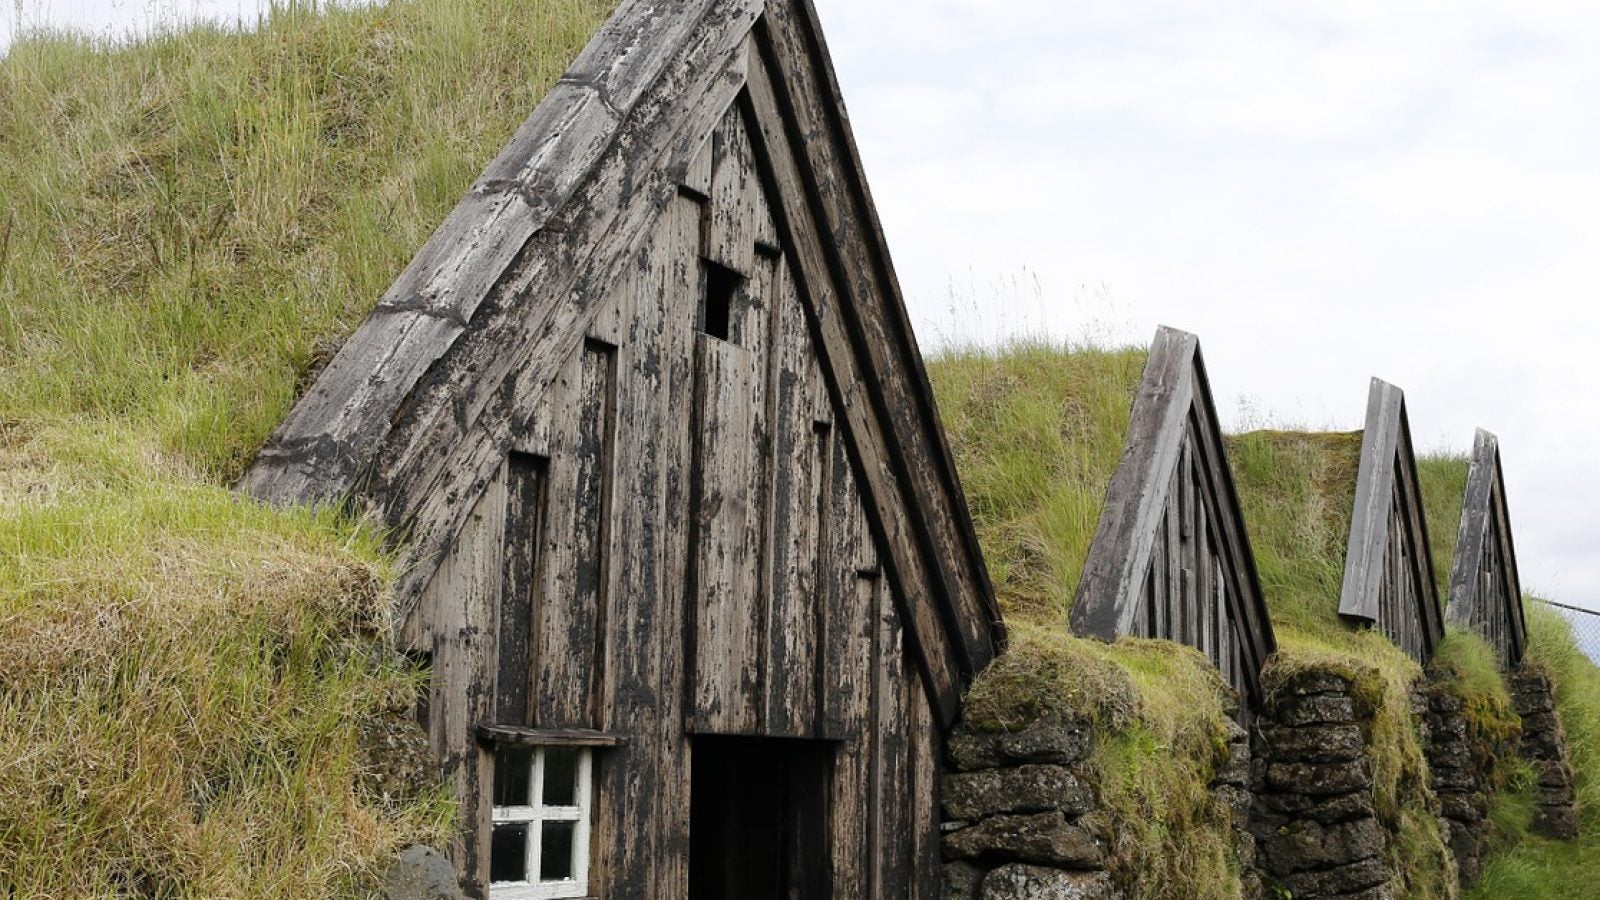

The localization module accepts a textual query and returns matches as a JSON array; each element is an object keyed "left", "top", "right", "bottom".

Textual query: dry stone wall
[
  {"left": 941, "top": 659, "right": 1580, "bottom": 899},
  {"left": 1414, "top": 677, "right": 1505, "bottom": 888},
  {"left": 941, "top": 714, "right": 1122, "bottom": 900},
  {"left": 1511, "top": 667, "right": 1579, "bottom": 839},
  {"left": 1249, "top": 670, "right": 1392, "bottom": 900}
]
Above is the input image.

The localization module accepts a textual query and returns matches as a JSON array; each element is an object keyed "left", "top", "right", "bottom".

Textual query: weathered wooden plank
[
  {"left": 474, "top": 726, "right": 628, "bottom": 747},
  {"left": 1341, "top": 378, "right": 1403, "bottom": 625},
  {"left": 874, "top": 583, "right": 913, "bottom": 899},
  {"left": 496, "top": 452, "right": 547, "bottom": 725},
  {"left": 680, "top": 131, "right": 714, "bottom": 199},
  {"left": 824, "top": 436, "right": 876, "bottom": 742},
  {"left": 705, "top": 103, "right": 761, "bottom": 277},
  {"left": 910, "top": 684, "right": 942, "bottom": 900},
  {"left": 764, "top": 257, "right": 826, "bottom": 735},
  {"left": 1166, "top": 451, "right": 1185, "bottom": 645},
  {"left": 828, "top": 565, "right": 877, "bottom": 897},
  {"left": 421, "top": 472, "right": 504, "bottom": 892},
  {"left": 1073, "top": 327, "right": 1195, "bottom": 639},
  {"left": 532, "top": 340, "right": 618, "bottom": 731},
  {"left": 741, "top": 53, "right": 966, "bottom": 724},
  {"left": 640, "top": 194, "right": 705, "bottom": 900},
  {"left": 689, "top": 329, "right": 770, "bottom": 733}
]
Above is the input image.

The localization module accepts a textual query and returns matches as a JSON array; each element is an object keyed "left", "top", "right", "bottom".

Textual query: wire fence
[{"left": 1530, "top": 598, "right": 1600, "bottom": 666}]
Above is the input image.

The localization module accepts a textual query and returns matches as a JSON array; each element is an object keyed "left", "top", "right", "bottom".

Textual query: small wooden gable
[
  {"left": 1446, "top": 429, "right": 1528, "bottom": 669},
  {"left": 1071, "top": 326, "right": 1276, "bottom": 704},
  {"left": 1338, "top": 379, "right": 1445, "bottom": 663}
]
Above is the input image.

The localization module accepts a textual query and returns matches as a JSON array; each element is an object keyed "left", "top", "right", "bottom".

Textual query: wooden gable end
[
  {"left": 1446, "top": 429, "right": 1528, "bottom": 669},
  {"left": 1338, "top": 379, "right": 1445, "bottom": 663},
  {"left": 240, "top": 0, "right": 1001, "bottom": 728},
  {"left": 1071, "top": 326, "right": 1276, "bottom": 704}
]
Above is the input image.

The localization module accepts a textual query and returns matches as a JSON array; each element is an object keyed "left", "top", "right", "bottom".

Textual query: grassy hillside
[
  {"left": 928, "top": 339, "right": 1584, "bottom": 900},
  {"left": 0, "top": 0, "right": 613, "bottom": 894},
  {"left": 1468, "top": 603, "right": 1600, "bottom": 899}
]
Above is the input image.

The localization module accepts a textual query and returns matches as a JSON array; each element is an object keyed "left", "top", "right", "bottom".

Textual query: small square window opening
[
  {"left": 698, "top": 260, "right": 743, "bottom": 343},
  {"left": 490, "top": 747, "right": 593, "bottom": 899}
]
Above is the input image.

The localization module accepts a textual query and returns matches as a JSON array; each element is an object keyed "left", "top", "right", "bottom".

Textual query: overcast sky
[{"left": 5, "top": 2, "right": 1599, "bottom": 610}]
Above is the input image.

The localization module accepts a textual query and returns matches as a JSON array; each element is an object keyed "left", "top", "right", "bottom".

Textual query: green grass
[
  {"left": 929, "top": 339, "right": 1146, "bottom": 620},
  {"left": 1467, "top": 603, "right": 1600, "bottom": 899},
  {"left": 0, "top": 0, "right": 613, "bottom": 894}
]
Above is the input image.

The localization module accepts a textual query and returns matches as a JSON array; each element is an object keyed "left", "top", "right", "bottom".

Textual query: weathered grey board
[
  {"left": 1446, "top": 429, "right": 1528, "bottom": 669},
  {"left": 410, "top": 474, "right": 504, "bottom": 892},
  {"left": 1338, "top": 379, "right": 1445, "bottom": 662},
  {"left": 1071, "top": 326, "right": 1276, "bottom": 705}
]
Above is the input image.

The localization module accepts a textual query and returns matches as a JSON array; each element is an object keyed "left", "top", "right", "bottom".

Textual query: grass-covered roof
[{"left": 3, "top": 1, "right": 1597, "bottom": 897}]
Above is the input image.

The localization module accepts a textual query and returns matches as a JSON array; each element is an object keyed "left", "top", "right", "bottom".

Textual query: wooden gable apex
[
  {"left": 240, "top": 0, "right": 1001, "bottom": 725},
  {"left": 1071, "top": 327, "right": 1276, "bottom": 703},
  {"left": 1339, "top": 379, "right": 1445, "bottom": 663},
  {"left": 1446, "top": 429, "right": 1528, "bottom": 668}
]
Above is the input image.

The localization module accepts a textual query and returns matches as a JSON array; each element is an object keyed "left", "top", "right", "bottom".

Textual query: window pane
[
  {"left": 540, "top": 821, "right": 576, "bottom": 881},
  {"left": 490, "top": 824, "right": 529, "bottom": 883},
  {"left": 542, "top": 748, "right": 580, "bottom": 806},
  {"left": 494, "top": 746, "right": 534, "bottom": 807}
]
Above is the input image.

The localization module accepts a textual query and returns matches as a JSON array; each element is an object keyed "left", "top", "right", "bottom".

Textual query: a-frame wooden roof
[
  {"left": 240, "top": 0, "right": 1002, "bottom": 725},
  {"left": 1446, "top": 429, "right": 1528, "bottom": 669},
  {"left": 1338, "top": 379, "right": 1445, "bottom": 662},
  {"left": 1071, "top": 326, "right": 1276, "bottom": 704}
]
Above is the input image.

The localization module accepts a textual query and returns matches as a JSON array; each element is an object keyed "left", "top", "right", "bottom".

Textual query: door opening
[{"left": 688, "top": 735, "right": 834, "bottom": 900}]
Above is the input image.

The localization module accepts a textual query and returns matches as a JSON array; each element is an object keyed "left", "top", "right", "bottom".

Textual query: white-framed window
[{"left": 490, "top": 745, "right": 593, "bottom": 899}]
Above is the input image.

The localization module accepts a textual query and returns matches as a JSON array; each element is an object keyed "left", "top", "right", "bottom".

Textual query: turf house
[{"left": 7, "top": 0, "right": 1600, "bottom": 898}]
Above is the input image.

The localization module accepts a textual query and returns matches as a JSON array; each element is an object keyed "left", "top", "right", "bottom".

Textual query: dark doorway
[{"left": 688, "top": 736, "right": 834, "bottom": 900}]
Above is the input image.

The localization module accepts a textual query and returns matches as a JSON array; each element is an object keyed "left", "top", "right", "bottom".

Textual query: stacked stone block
[
  {"left": 1511, "top": 668, "right": 1579, "bottom": 839},
  {"left": 1251, "top": 671, "right": 1392, "bottom": 900},
  {"left": 1413, "top": 681, "right": 1500, "bottom": 887},
  {"left": 941, "top": 714, "right": 1122, "bottom": 900},
  {"left": 1211, "top": 711, "right": 1261, "bottom": 900}
]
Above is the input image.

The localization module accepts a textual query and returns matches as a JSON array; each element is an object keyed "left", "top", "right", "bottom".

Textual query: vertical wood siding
[
  {"left": 1446, "top": 430, "right": 1528, "bottom": 669},
  {"left": 408, "top": 89, "right": 940, "bottom": 898},
  {"left": 1338, "top": 379, "right": 1445, "bottom": 663}
]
